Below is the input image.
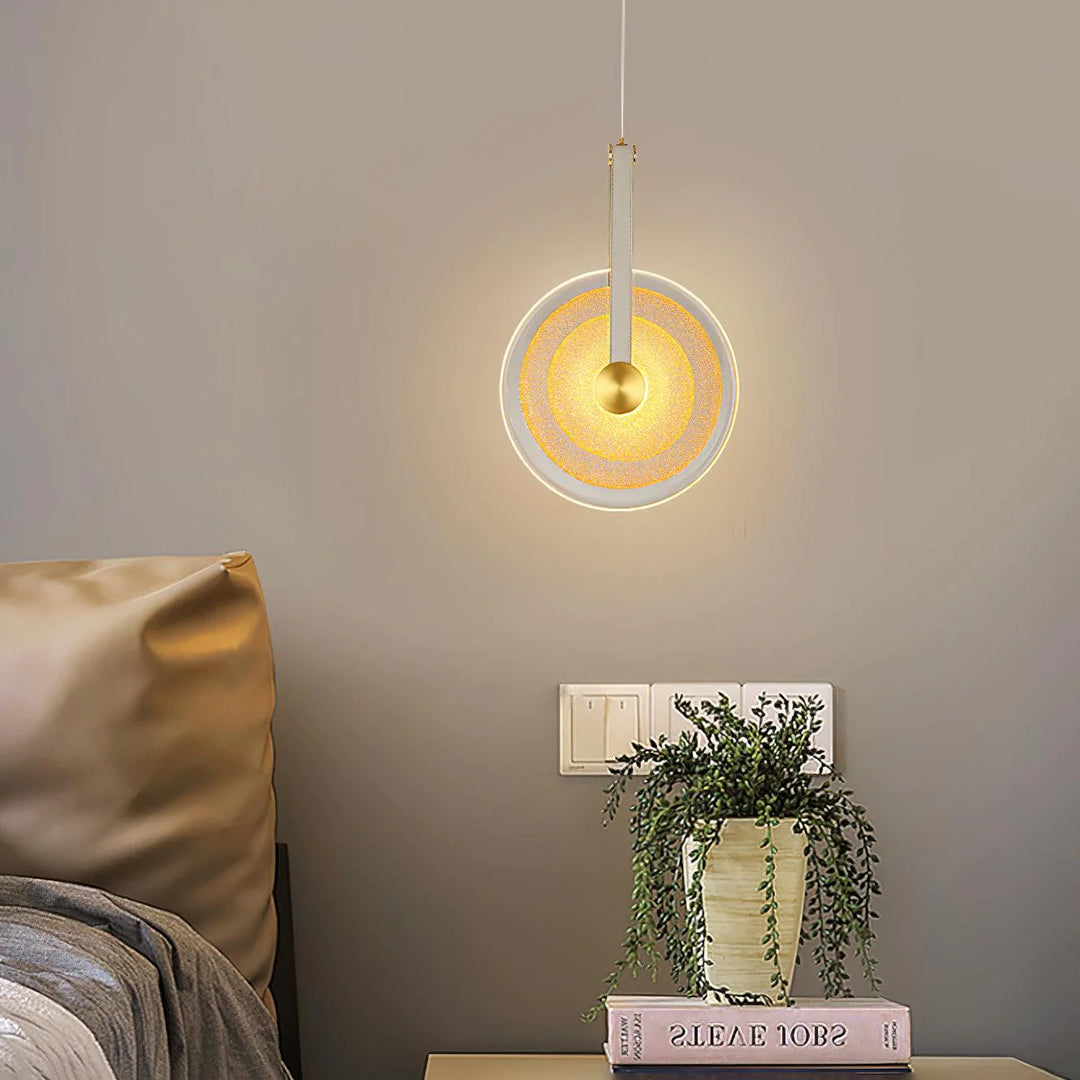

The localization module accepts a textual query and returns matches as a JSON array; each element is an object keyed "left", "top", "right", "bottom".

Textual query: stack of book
[{"left": 603, "top": 995, "right": 912, "bottom": 1077}]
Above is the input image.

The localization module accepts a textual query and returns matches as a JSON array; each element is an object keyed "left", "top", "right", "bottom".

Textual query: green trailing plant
[{"left": 583, "top": 692, "right": 882, "bottom": 1022}]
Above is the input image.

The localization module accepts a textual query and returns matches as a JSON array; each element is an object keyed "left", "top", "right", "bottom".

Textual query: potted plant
[{"left": 584, "top": 692, "right": 882, "bottom": 1021}]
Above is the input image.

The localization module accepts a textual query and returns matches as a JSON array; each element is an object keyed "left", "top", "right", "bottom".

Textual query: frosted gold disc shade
[
  {"left": 595, "top": 361, "right": 646, "bottom": 414},
  {"left": 501, "top": 270, "right": 738, "bottom": 510}
]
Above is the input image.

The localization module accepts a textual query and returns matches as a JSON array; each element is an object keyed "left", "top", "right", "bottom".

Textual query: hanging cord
[{"left": 619, "top": 0, "right": 627, "bottom": 140}]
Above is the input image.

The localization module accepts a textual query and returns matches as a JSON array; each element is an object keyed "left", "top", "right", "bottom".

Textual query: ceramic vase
[{"left": 683, "top": 818, "right": 807, "bottom": 1001}]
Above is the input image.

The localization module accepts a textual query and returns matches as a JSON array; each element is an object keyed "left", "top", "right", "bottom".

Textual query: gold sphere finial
[{"left": 595, "top": 361, "right": 646, "bottom": 414}]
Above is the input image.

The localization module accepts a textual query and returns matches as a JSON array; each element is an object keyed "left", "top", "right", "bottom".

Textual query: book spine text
[{"left": 606, "top": 1006, "right": 910, "bottom": 1066}]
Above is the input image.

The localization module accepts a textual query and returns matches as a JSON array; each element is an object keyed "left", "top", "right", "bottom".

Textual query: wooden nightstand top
[{"left": 425, "top": 1054, "right": 1059, "bottom": 1080}]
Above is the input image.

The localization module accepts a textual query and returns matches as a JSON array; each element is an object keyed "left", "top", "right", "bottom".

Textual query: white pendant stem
[{"left": 608, "top": 141, "right": 634, "bottom": 365}]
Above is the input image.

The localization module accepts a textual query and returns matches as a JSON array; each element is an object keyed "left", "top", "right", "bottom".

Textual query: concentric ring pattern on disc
[{"left": 501, "top": 270, "right": 738, "bottom": 510}]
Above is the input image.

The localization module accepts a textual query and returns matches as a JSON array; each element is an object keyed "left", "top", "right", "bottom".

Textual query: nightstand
[{"left": 424, "top": 1054, "right": 1060, "bottom": 1080}]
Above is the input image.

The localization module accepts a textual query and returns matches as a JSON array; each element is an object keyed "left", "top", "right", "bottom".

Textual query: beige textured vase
[{"left": 683, "top": 818, "right": 807, "bottom": 1001}]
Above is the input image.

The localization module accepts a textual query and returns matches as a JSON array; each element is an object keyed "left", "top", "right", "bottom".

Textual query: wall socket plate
[
  {"left": 559, "top": 682, "right": 834, "bottom": 776},
  {"left": 741, "top": 682, "right": 834, "bottom": 772},
  {"left": 652, "top": 683, "right": 741, "bottom": 745}
]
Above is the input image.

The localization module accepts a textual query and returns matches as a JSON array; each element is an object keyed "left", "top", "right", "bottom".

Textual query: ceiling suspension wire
[{"left": 619, "top": 0, "right": 627, "bottom": 140}]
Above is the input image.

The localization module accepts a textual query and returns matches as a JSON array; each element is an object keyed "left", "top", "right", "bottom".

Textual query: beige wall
[{"left": 3, "top": 2, "right": 1079, "bottom": 1077}]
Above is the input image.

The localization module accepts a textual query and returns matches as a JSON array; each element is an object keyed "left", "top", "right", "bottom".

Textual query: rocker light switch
[
  {"left": 570, "top": 694, "right": 606, "bottom": 762},
  {"left": 559, "top": 684, "right": 650, "bottom": 775},
  {"left": 604, "top": 696, "right": 639, "bottom": 759}
]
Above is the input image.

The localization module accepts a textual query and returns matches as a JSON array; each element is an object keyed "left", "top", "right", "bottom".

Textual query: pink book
[{"left": 605, "top": 996, "right": 911, "bottom": 1067}]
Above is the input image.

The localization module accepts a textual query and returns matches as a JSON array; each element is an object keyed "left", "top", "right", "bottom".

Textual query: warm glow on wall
[{"left": 500, "top": 3, "right": 737, "bottom": 510}]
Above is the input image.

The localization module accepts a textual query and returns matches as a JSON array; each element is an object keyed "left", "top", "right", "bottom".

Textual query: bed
[{"left": 0, "top": 553, "right": 301, "bottom": 1079}]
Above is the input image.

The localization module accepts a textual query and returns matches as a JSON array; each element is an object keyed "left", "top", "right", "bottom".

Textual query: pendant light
[{"left": 501, "top": 0, "right": 738, "bottom": 511}]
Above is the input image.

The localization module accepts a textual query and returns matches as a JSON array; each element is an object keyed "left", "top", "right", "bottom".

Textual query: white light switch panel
[
  {"left": 741, "top": 682, "right": 834, "bottom": 772},
  {"left": 559, "top": 684, "right": 650, "bottom": 775},
  {"left": 651, "top": 683, "right": 741, "bottom": 745}
]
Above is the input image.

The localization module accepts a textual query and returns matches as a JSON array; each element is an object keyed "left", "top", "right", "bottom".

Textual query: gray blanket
[{"left": 0, "top": 876, "right": 287, "bottom": 1080}]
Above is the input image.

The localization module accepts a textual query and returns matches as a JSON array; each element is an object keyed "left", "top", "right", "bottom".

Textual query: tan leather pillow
[{"left": 0, "top": 552, "right": 277, "bottom": 1001}]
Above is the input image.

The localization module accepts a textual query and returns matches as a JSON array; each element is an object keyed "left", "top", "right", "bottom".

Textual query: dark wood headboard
[{"left": 271, "top": 843, "right": 303, "bottom": 1078}]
